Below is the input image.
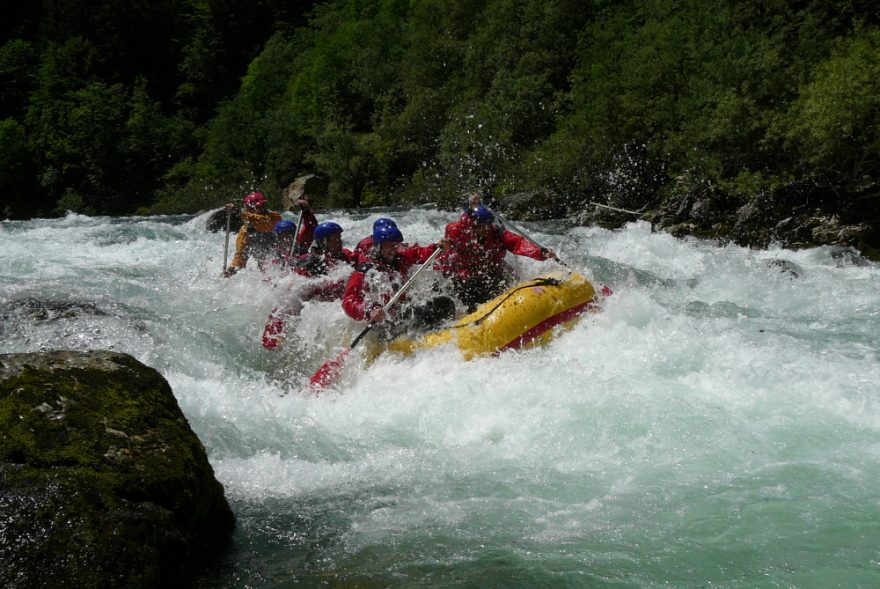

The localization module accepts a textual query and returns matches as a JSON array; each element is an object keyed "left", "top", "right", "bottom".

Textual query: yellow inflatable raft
[{"left": 384, "top": 271, "right": 598, "bottom": 360}]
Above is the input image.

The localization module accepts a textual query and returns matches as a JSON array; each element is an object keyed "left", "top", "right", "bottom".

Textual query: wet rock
[
  {"left": 766, "top": 259, "right": 802, "bottom": 278},
  {"left": 0, "top": 351, "right": 235, "bottom": 589},
  {"left": 0, "top": 298, "right": 107, "bottom": 323},
  {"left": 282, "top": 174, "right": 328, "bottom": 211},
  {"left": 829, "top": 246, "right": 869, "bottom": 267},
  {"left": 732, "top": 200, "right": 772, "bottom": 248},
  {"left": 496, "top": 189, "right": 567, "bottom": 220},
  {"left": 205, "top": 207, "right": 242, "bottom": 233},
  {"left": 664, "top": 222, "right": 701, "bottom": 238},
  {"left": 809, "top": 215, "right": 872, "bottom": 247}
]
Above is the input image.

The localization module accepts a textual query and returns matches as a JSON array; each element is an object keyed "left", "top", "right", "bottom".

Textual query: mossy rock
[{"left": 0, "top": 351, "right": 235, "bottom": 588}]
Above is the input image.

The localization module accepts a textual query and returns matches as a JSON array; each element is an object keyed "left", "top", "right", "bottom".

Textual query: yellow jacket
[{"left": 228, "top": 210, "right": 282, "bottom": 271}]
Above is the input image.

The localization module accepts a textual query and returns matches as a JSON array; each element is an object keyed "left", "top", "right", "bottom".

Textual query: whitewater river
[{"left": 2, "top": 209, "right": 879, "bottom": 588}]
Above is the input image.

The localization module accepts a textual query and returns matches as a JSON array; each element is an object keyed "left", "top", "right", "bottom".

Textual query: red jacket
[
  {"left": 294, "top": 206, "right": 318, "bottom": 255},
  {"left": 342, "top": 244, "right": 438, "bottom": 321},
  {"left": 355, "top": 235, "right": 413, "bottom": 256},
  {"left": 437, "top": 218, "right": 549, "bottom": 280},
  {"left": 354, "top": 235, "right": 374, "bottom": 256}
]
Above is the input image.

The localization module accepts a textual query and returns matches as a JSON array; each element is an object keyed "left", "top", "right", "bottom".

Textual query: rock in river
[{"left": 0, "top": 351, "right": 234, "bottom": 588}]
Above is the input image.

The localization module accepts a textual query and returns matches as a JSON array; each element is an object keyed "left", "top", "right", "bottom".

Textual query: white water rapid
[{"left": 2, "top": 209, "right": 879, "bottom": 588}]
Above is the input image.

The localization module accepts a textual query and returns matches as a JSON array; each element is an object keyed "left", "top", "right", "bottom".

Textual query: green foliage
[
  {"left": 0, "top": 39, "right": 38, "bottom": 119},
  {"left": 4, "top": 0, "right": 880, "bottom": 220},
  {"left": 1, "top": 0, "right": 319, "bottom": 217},
  {"left": 525, "top": 0, "right": 879, "bottom": 210},
  {"left": 784, "top": 27, "right": 880, "bottom": 189},
  {"left": 0, "top": 118, "right": 40, "bottom": 219},
  {"left": 27, "top": 46, "right": 187, "bottom": 215}
]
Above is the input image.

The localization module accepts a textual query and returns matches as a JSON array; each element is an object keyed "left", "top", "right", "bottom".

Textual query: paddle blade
[{"left": 309, "top": 347, "right": 352, "bottom": 390}]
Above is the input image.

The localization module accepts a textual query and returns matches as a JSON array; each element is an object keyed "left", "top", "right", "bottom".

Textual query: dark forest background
[{"left": 2, "top": 0, "right": 879, "bottom": 253}]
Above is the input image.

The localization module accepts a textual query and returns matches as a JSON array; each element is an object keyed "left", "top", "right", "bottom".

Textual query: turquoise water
[{"left": 2, "top": 211, "right": 879, "bottom": 588}]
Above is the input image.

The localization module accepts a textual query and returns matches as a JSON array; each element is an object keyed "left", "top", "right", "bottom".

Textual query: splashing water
[{"left": 2, "top": 210, "right": 879, "bottom": 588}]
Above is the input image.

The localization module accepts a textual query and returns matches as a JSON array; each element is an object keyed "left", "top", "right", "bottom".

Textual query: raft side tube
[{"left": 386, "top": 272, "right": 597, "bottom": 359}]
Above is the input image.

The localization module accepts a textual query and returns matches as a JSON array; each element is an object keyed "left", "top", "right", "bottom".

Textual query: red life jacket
[
  {"left": 341, "top": 244, "right": 438, "bottom": 321},
  {"left": 437, "top": 219, "right": 546, "bottom": 280}
]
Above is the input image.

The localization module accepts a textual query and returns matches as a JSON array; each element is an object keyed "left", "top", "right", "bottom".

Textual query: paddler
[
  {"left": 262, "top": 221, "right": 363, "bottom": 349},
  {"left": 224, "top": 194, "right": 317, "bottom": 277},
  {"left": 341, "top": 222, "right": 454, "bottom": 337},
  {"left": 437, "top": 204, "right": 557, "bottom": 311}
]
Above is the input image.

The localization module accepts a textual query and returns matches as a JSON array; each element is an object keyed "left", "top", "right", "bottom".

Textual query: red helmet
[{"left": 243, "top": 192, "right": 267, "bottom": 208}]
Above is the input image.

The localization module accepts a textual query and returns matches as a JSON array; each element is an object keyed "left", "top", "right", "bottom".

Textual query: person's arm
[
  {"left": 224, "top": 225, "right": 250, "bottom": 275},
  {"left": 342, "top": 248, "right": 365, "bottom": 267},
  {"left": 400, "top": 242, "right": 441, "bottom": 266},
  {"left": 295, "top": 200, "right": 318, "bottom": 252},
  {"left": 501, "top": 229, "right": 548, "bottom": 260},
  {"left": 341, "top": 270, "right": 368, "bottom": 321},
  {"left": 300, "top": 277, "right": 347, "bottom": 302},
  {"left": 354, "top": 236, "right": 372, "bottom": 256}
]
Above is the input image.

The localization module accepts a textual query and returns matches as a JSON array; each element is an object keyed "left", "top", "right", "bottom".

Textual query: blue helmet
[
  {"left": 313, "top": 221, "right": 343, "bottom": 243},
  {"left": 470, "top": 205, "right": 495, "bottom": 225},
  {"left": 373, "top": 217, "right": 397, "bottom": 231},
  {"left": 372, "top": 223, "right": 404, "bottom": 244},
  {"left": 274, "top": 220, "right": 296, "bottom": 235}
]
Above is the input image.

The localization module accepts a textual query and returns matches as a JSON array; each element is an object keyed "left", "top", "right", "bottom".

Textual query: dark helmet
[
  {"left": 243, "top": 192, "right": 267, "bottom": 208},
  {"left": 470, "top": 205, "right": 495, "bottom": 225},
  {"left": 273, "top": 220, "right": 296, "bottom": 235},
  {"left": 313, "top": 221, "right": 343, "bottom": 244},
  {"left": 372, "top": 223, "right": 404, "bottom": 244},
  {"left": 373, "top": 217, "right": 397, "bottom": 231}
]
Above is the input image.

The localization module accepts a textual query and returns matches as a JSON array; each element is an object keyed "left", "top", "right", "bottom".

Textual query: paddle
[
  {"left": 309, "top": 246, "right": 444, "bottom": 390},
  {"left": 287, "top": 208, "right": 304, "bottom": 267},
  {"left": 221, "top": 205, "right": 232, "bottom": 276},
  {"left": 490, "top": 208, "right": 569, "bottom": 268}
]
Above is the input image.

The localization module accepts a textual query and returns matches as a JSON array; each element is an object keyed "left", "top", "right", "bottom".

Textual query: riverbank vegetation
[{"left": 2, "top": 1, "right": 878, "bottom": 252}]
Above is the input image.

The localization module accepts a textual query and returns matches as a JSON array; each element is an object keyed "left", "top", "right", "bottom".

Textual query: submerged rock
[
  {"left": 0, "top": 351, "right": 235, "bottom": 589},
  {"left": 766, "top": 258, "right": 802, "bottom": 278},
  {"left": 0, "top": 298, "right": 107, "bottom": 323}
]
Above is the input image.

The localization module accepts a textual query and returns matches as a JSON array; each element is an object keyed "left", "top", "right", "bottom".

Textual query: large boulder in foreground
[{"left": 0, "top": 351, "right": 234, "bottom": 588}]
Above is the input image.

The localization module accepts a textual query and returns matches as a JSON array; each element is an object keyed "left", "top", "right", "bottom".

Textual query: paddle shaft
[
  {"left": 491, "top": 209, "right": 568, "bottom": 268},
  {"left": 222, "top": 206, "right": 232, "bottom": 274},
  {"left": 360, "top": 245, "right": 444, "bottom": 335},
  {"left": 288, "top": 209, "right": 304, "bottom": 265}
]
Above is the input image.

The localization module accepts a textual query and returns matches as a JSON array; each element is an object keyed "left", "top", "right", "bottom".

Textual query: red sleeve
[
  {"left": 341, "top": 271, "right": 368, "bottom": 321},
  {"left": 355, "top": 236, "right": 373, "bottom": 256},
  {"left": 444, "top": 221, "right": 464, "bottom": 241},
  {"left": 296, "top": 207, "right": 318, "bottom": 250},
  {"left": 502, "top": 229, "right": 546, "bottom": 260},
  {"left": 342, "top": 248, "right": 364, "bottom": 266},
  {"left": 301, "top": 277, "right": 347, "bottom": 302},
  {"left": 400, "top": 243, "right": 438, "bottom": 267}
]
